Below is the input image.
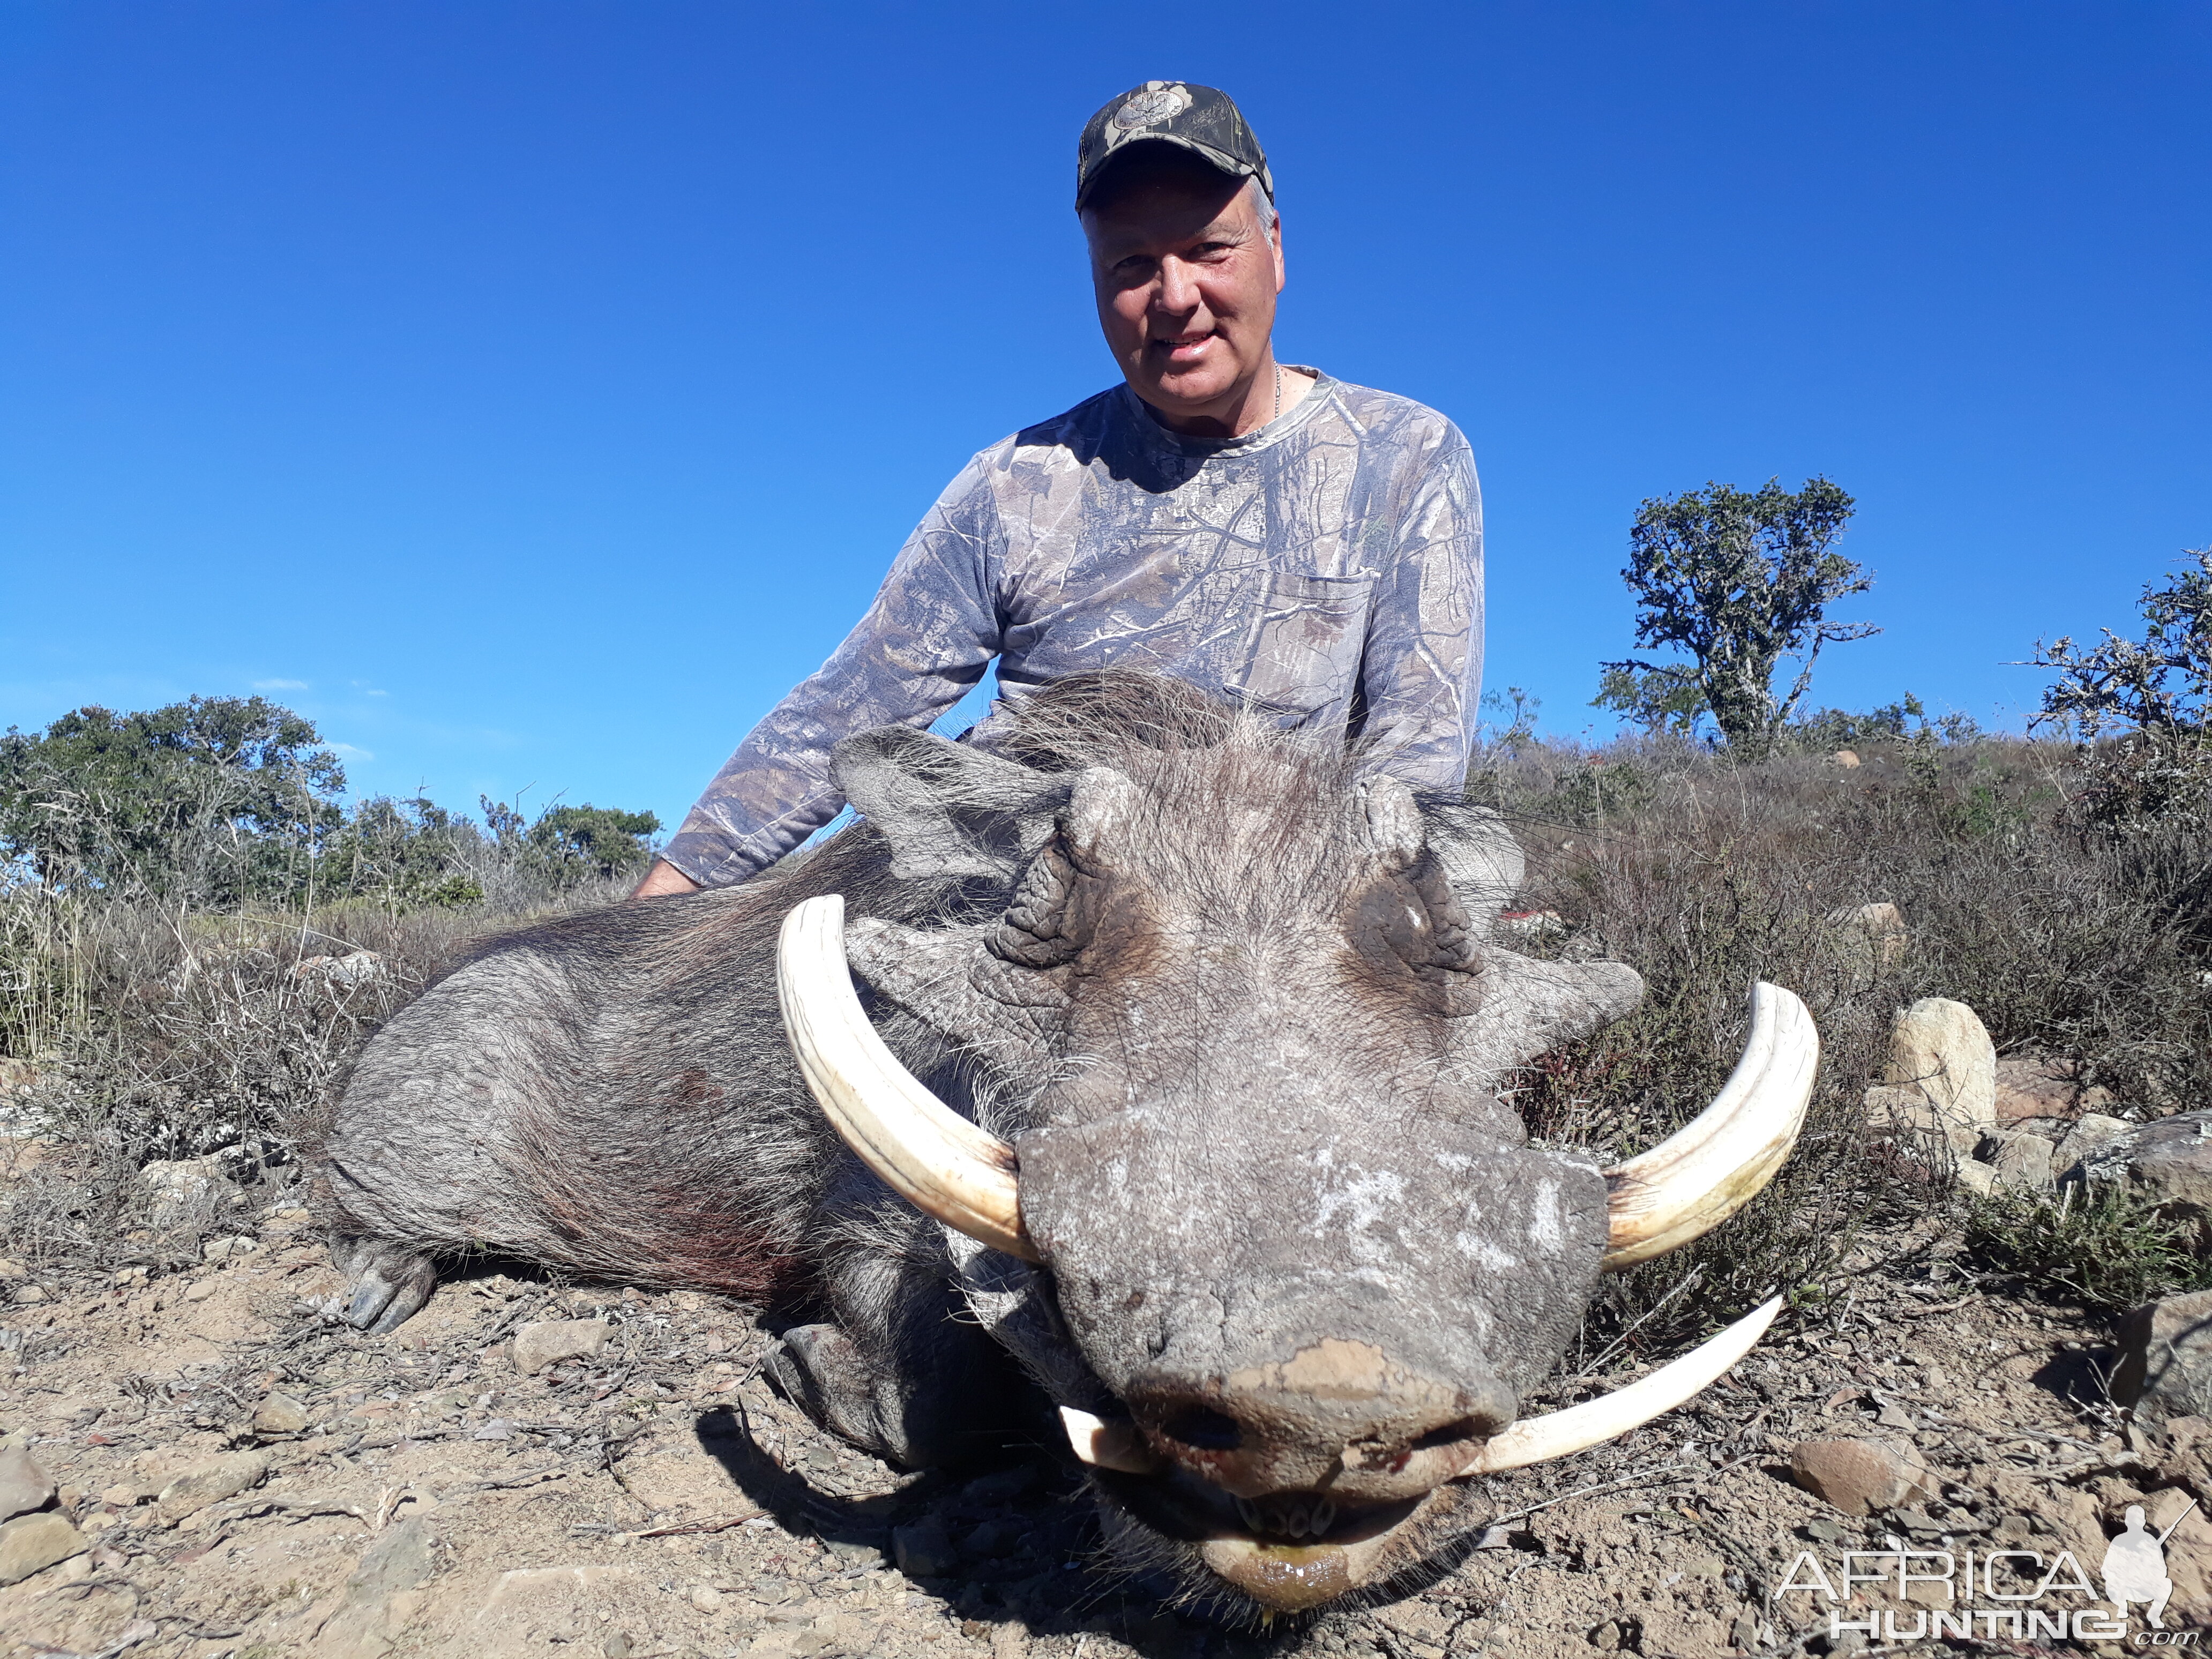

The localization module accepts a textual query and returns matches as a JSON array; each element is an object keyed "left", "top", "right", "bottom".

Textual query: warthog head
[{"left": 779, "top": 677, "right": 1813, "bottom": 1617}]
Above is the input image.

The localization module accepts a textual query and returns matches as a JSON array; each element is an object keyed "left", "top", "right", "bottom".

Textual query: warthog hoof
[{"left": 331, "top": 1236, "right": 438, "bottom": 1334}]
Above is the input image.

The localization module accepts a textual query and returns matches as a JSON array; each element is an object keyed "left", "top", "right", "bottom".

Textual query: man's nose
[{"left": 1153, "top": 255, "right": 1202, "bottom": 318}]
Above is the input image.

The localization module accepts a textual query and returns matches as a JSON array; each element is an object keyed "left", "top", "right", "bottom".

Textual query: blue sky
[{"left": 3, "top": 3, "right": 2206, "bottom": 831}]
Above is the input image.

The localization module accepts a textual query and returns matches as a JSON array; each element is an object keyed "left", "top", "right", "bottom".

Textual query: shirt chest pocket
[{"left": 1232, "top": 571, "right": 1377, "bottom": 719}]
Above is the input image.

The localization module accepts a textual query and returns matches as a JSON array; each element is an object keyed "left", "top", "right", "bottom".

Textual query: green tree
[
  {"left": 1595, "top": 477, "right": 1877, "bottom": 757},
  {"left": 2029, "top": 547, "right": 2212, "bottom": 740},
  {"left": 2027, "top": 547, "right": 2212, "bottom": 824},
  {"left": 0, "top": 696, "right": 344, "bottom": 901},
  {"left": 527, "top": 804, "right": 662, "bottom": 882},
  {"left": 1590, "top": 662, "right": 1709, "bottom": 738}
]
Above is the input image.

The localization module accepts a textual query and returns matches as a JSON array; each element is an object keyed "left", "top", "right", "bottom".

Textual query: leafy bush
[
  {"left": 1963, "top": 1185, "right": 2212, "bottom": 1313},
  {"left": 1594, "top": 476, "right": 1879, "bottom": 756},
  {"left": 2029, "top": 547, "right": 2212, "bottom": 828}
]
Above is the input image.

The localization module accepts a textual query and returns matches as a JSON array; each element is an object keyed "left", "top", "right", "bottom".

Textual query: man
[{"left": 635, "top": 81, "right": 1481, "bottom": 897}]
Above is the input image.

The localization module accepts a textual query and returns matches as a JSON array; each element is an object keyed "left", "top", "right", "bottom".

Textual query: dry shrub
[
  {"left": 0, "top": 879, "right": 624, "bottom": 1273},
  {"left": 1481, "top": 731, "right": 2212, "bottom": 1347}
]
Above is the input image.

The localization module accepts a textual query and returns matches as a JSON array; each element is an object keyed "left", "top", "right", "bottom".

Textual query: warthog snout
[{"left": 1126, "top": 1336, "right": 1518, "bottom": 1505}]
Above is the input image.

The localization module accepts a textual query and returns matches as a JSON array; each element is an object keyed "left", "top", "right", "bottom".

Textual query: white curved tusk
[
  {"left": 777, "top": 894, "right": 1040, "bottom": 1261},
  {"left": 1457, "top": 1296, "right": 1783, "bottom": 1476},
  {"left": 1059, "top": 1406, "right": 1162, "bottom": 1475},
  {"left": 1601, "top": 982, "right": 1819, "bottom": 1270}
]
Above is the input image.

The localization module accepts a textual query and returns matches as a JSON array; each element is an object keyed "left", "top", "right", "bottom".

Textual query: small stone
[
  {"left": 1882, "top": 998, "right": 1997, "bottom": 1140},
  {"left": 252, "top": 1393, "right": 310, "bottom": 1437},
  {"left": 99, "top": 1483, "right": 138, "bottom": 1508},
  {"left": 2056, "top": 1112, "right": 2132, "bottom": 1172},
  {"left": 690, "top": 1583, "right": 723, "bottom": 1613},
  {"left": 2113, "top": 1289, "right": 2212, "bottom": 1429},
  {"left": 1789, "top": 1437, "right": 1937, "bottom": 1516},
  {"left": 156, "top": 1450, "right": 270, "bottom": 1522},
  {"left": 13, "top": 1284, "right": 47, "bottom": 1304},
  {"left": 603, "top": 1637, "right": 632, "bottom": 1659},
  {"left": 512, "top": 1318, "right": 609, "bottom": 1376},
  {"left": 202, "top": 1235, "right": 259, "bottom": 1263},
  {"left": 1806, "top": 1517, "right": 1848, "bottom": 1544},
  {"left": 0, "top": 1445, "right": 56, "bottom": 1521},
  {"left": 893, "top": 1518, "right": 958, "bottom": 1579},
  {"left": 0, "top": 1511, "right": 87, "bottom": 1584},
  {"left": 1979, "top": 1130, "right": 2056, "bottom": 1192},
  {"left": 1954, "top": 1157, "right": 1998, "bottom": 1197},
  {"left": 2079, "top": 1111, "right": 2212, "bottom": 1242},
  {"left": 1588, "top": 1619, "right": 1623, "bottom": 1650},
  {"left": 183, "top": 1278, "right": 219, "bottom": 1303}
]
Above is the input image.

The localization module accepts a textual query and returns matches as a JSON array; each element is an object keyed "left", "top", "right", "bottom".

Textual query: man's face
[{"left": 1081, "top": 161, "right": 1284, "bottom": 425}]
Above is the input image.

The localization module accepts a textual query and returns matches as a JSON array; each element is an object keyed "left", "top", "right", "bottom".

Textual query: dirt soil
[{"left": 4, "top": 1188, "right": 2207, "bottom": 1659}]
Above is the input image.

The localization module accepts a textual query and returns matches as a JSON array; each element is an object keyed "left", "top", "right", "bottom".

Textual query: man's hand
[{"left": 630, "top": 858, "right": 705, "bottom": 900}]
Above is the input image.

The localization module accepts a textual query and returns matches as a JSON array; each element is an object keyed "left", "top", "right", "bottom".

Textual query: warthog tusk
[
  {"left": 1456, "top": 1296, "right": 1783, "bottom": 1475},
  {"left": 1059, "top": 1406, "right": 1162, "bottom": 1475},
  {"left": 1601, "top": 983, "right": 1818, "bottom": 1269},
  {"left": 778, "top": 894, "right": 1041, "bottom": 1261}
]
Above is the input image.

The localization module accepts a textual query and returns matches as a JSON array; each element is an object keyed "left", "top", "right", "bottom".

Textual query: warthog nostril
[
  {"left": 1159, "top": 1404, "right": 1243, "bottom": 1453},
  {"left": 1235, "top": 1493, "right": 1339, "bottom": 1540},
  {"left": 1409, "top": 1416, "right": 1481, "bottom": 1452}
]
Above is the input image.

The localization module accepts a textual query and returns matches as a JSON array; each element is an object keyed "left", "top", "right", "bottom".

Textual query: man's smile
[{"left": 1154, "top": 332, "right": 1216, "bottom": 362}]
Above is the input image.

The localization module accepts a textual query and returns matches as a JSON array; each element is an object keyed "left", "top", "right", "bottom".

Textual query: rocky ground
[{"left": 6, "top": 1160, "right": 2211, "bottom": 1659}]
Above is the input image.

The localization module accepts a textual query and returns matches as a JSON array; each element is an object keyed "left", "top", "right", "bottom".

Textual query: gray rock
[
  {"left": 1866, "top": 1085, "right": 1981, "bottom": 1157},
  {"left": 0, "top": 1444, "right": 55, "bottom": 1521},
  {"left": 345, "top": 1517, "right": 433, "bottom": 1604},
  {"left": 1977, "top": 1130, "right": 2056, "bottom": 1192},
  {"left": 0, "top": 1511, "right": 86, "bottom": 1584},
  {"left": 2079, "top": 1112, "right": 2212, "bottom": 1240},
  {"left": 893, "top": 1518, "right": 957, "bottom": 1579},
  {"left": 1825, "top": 901, "right": 1905, "bottom": 968},
  {"left": 1954, "top": 1157, "right": 1998, "bottom": 1197},
  {"left": 2056, "top": 1112, "right": 2133, "bottom": 1174},
  {"left": 1881, "top": 998, "right": 1997, "bottom": 1144},
  {"left": 2112, "top": 1289, "right": 2212, "bottom": 1430},
  {"left": 252, "top": 1392, "right": 310, "bottom": 1437},
  {"left": 156, "top": 1449, "right": 270, "bottom": 1522},
  {"left": 139, "top": 1155, "right": 242, "bottom": 1228},
  {"left": 512, "top": 1317, "right": 609, "bottom": 1376},
  {"left": 1789, "top": 1437, "right": 1937, "bottom": 1516}
]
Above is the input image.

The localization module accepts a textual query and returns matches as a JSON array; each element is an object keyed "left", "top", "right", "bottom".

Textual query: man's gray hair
[{"left": 1245, "top": 176, "right": 1277, "bottom": 237}]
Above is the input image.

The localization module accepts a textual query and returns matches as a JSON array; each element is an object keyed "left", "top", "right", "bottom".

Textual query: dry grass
[
  {"left": 6, "top": 732, "right": 2207, "bottom": 1335},
  {"left": 1477, "top": 732, "right": 2211, "bottom": 1348},
  {"left": 0, "top": 877, "right": 625, "bottom": 1273}
]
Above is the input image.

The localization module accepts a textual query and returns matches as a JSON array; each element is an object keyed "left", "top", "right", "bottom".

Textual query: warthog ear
[
  {"left": 832, "top": 727, "right": 1073, "bottom": 883},
  {"left": 1444, "top": 953, "right": 1646, "bottom": 1080}
]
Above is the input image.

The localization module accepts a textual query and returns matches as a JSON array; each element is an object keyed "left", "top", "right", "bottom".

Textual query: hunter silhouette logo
[
  {"left": 2105, "top": 1500, "right": 2196, "bottom": 1630},
  {"left": 1777, "top": 1496, "right": 2203, "bottom": 1643}
]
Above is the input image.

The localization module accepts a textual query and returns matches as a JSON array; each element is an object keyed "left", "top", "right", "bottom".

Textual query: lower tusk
[
  {"left": 1456, "top": 1296, "right": 1783, "bottom": 1476},
  {"left": 1602, "top": 983, "right": 1818, "bottom": 1269},
  {"left": 778, "top": 894, "right": 1040, "bottom": 1261},
  {"left": 1060, "top": 1406, "right": 1162, "bottom": 1475}
]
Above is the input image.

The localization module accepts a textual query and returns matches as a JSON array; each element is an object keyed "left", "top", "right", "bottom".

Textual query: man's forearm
[{"left": 629, "top": 858, "right": 704, "bottom": 900}]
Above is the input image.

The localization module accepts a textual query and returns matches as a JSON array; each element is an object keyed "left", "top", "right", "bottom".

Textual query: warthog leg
[{"left": 331, "top": 1235, "right": 439, "bottom": 1335}]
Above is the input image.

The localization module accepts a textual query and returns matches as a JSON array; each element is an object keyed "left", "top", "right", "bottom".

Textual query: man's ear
[{"left": 831, "top": 726, "right": 1072, "bottom": 883}]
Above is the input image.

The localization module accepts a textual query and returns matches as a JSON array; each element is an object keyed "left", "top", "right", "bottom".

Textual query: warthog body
[{"left": 315, "top": 673, "right": 1690, "bottom": 1617}]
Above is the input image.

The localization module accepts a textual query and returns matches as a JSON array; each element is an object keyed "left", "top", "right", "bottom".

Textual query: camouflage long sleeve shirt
[{"left": 663, "top": 371, "right": 1482, "bottom": 887}]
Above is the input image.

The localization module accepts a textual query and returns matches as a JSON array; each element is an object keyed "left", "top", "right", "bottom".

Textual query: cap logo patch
[{"left": 1112, "top": 81, "right": 1191, "bottom": 134}]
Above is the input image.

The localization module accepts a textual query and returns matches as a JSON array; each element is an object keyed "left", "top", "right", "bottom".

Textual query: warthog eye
[
  {"left": 1159, "top": 1404, "right": 1243, "bottom": 1453},
  {"left": 989, "top": 845, "right": 1081, "bottom": 968}
]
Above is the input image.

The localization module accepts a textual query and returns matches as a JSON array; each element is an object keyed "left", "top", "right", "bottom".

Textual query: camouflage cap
[{"left": 1075, "top": 81, "right": 1274, "bottom": 209}]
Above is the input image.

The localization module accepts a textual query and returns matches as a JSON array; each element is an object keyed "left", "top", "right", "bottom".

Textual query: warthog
[{"left": 313, "top": 672, "right": 1814, "bottom": 1618}]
